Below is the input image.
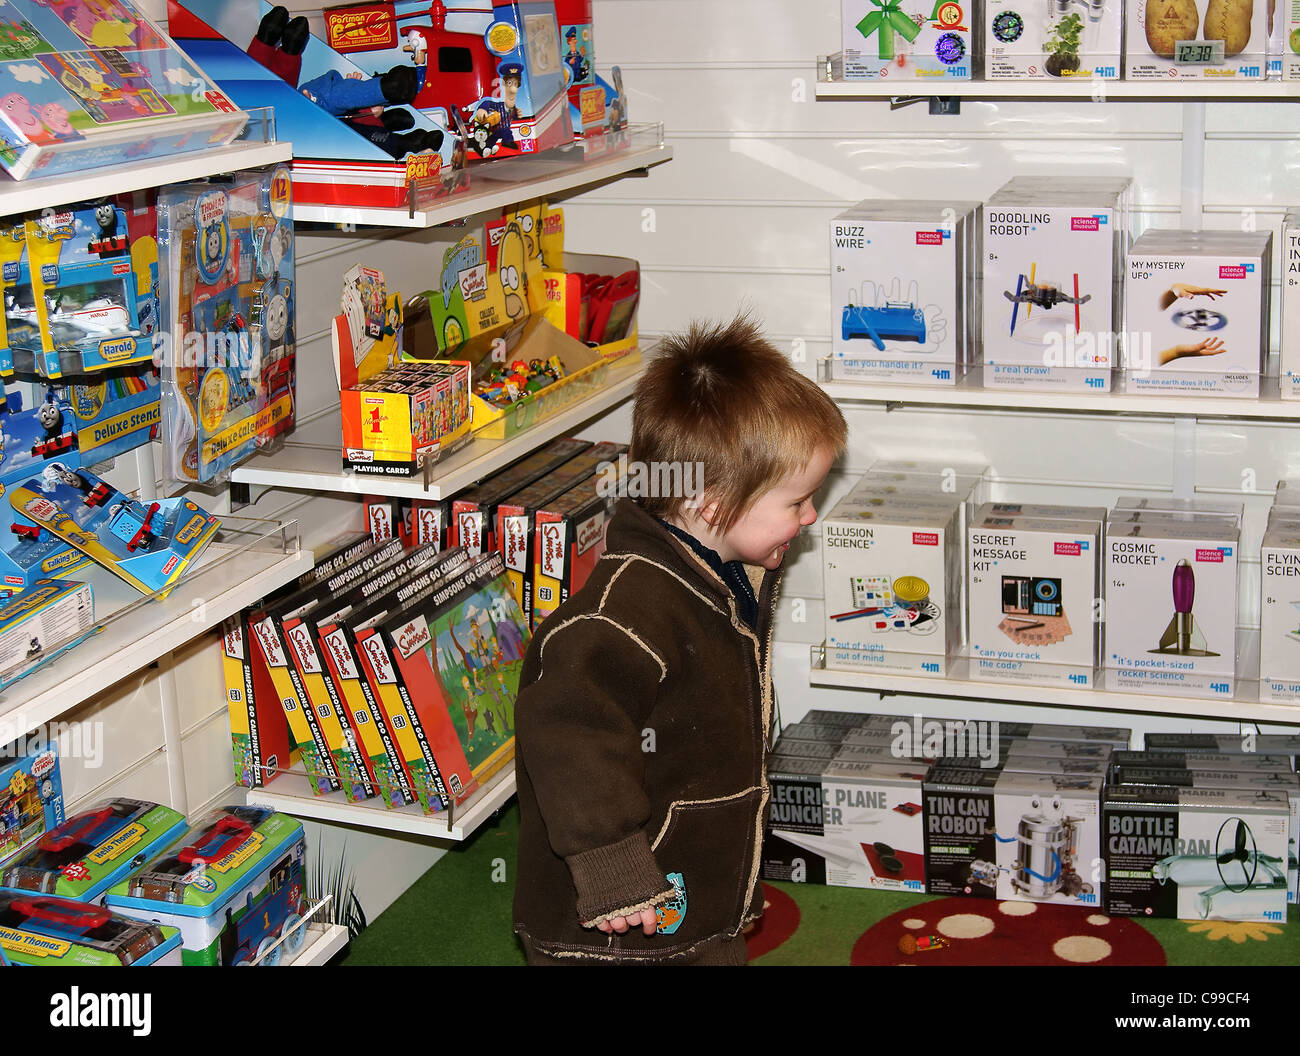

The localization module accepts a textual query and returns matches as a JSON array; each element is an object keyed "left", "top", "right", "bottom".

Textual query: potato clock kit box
[
  {"left": 829, "top": 200, "right": 980, "bottom": 385},
  {"left": 1123, "top": 229, "right": 1271, "bottom": 397},
  {"left": 1102, "top": 785, "right": 1289, "bottom": 922},
  {"left": 1104, "top": 516, "right": 1240, "bottom": 694},
  {"left": 982, "top": 177, "right": 1131, "bottom": 391},
  {"left": 1126, "top": 0, "right": 1269, "bottom": 78},
  {"left": 967, "top": 508, "right": 1101, "bottom": 688}
]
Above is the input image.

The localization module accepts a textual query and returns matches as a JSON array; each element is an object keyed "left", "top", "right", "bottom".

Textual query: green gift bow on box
[{"left": 856, "top": 1, "right": 951, "bottom": 61}]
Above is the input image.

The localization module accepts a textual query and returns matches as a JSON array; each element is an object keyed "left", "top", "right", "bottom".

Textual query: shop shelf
[
  {"left": 819, "top": 361, "right": 1300, "bottom": 420},
  {"left": 808, "top": 631, "right": 1300, "bottom": 725},
  {"left": 231, "top": 349, "right": 646, "bottom": 500},
  {"left": 292, "top": 123, "right": 672, "bottom": 228},
  {"left": 0, "top": 110, "right": 288, "bottom": 217},
  {"left": 246, "top": 762, "right": 516, "bottom": 843},
  {"left": 816, "top": 71, "right": 1300, "bottom": 101},
  {"left": 0, "top": 516, "right": 309, "bottom": 732}
]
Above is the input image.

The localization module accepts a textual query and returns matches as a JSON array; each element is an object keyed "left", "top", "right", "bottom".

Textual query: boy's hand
[{"left": 595, "top": 908, "right": 659, "bottom": 936}]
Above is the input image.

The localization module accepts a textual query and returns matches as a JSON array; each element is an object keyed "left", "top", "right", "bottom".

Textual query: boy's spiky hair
[{"left": 630, "top": 314, "right": 847, "bottom": 532}]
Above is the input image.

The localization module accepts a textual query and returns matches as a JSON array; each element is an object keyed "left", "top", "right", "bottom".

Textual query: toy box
[
  {"left": 1287, "top": 1, "right": 1300, "bottom": 77},
  {"left": 1, "top": 798, "right": 186, "bottom": 903},
  {"left": 9, "top": 467, "right": 220, "bottom": 598},
  {"left": 0, "top": 578, "right": 94, "bottom": 690},
  {"left": 762, "top": 754, "right": 929, "bottom": 892},
  {"left": 447, "top": 436, "right": 590, "bottom": 556},
  {"left": 829, "top": 200, "right": 979, "bottom": 386},
  {"left": 1259, "top": 520, "right": 1300, "bottom": 702},
  {"left": 223, "top": 609, "right": 297, "bottom": 790},
  {"left": 158, "top": 165, "right": 297, "bottom": 486},
  {"left": 967, "top": 508, "right": 1101, "bottom": 688},
  {"left": 1102, "top": 785, "right": 1288, "bottom": 922},
  {"left": 0, "top": 744, "right": 63, "bottom": 866},
  {"left": 379, "top": 551, "right": 528, "bottom": 806},
  {"left": 340, "top": 360, "right": 471, "bottom": 476},
  {"left": 56, "top": 370, "right": 160, "bottom": 465},
  {"left": 983, "top": 0, "right": 1122, "bottom": 79},
  {"left": 1111, "top": 494, "right": 1244, "bottom": 521},
  {"left": 1144, "top": 731, "right": 1300, "bottom": 756},
  {"left": 840, "top": 0, "right": 973, "bottom": 80},
  {"left": 1281, "top": 211, "right": 1299, "bottom": 397},
  {"left": 1109, "top": 750, "right": 1295, "bottom": 776},
  {"left": 1104, "top": 514, "right": 1240, "bottom": 694},
  {"left": 1110, "top": 766, "right": 1300, "bottom": 900},
  {"left": 822, "top": 483, "right": 963, "bottom": 676},
  {"left": 982, "top": 176, "right": 1131, "bottom": 391},
  {"left": 1, "top": 205, "right": 156, "bottom": 378},
  {"left": 1123, "top": 229, "right": 1271, "bottom": 397},
  {"left": 0, "top": 0, "right": 246, "bottom": 183},
  {"left": 1126, "top": 0, "right": 1269, "bottom": 78},
  {"left": 106, "top": 805, "right": 308, "bottom": 966},
  {"left": 0, "top": 891, "right": 181, "bottom": 965}
]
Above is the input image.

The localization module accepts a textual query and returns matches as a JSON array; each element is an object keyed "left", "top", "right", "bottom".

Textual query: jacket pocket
[{"left": 642, "top": 786, "right": 765, "bottom": 946}]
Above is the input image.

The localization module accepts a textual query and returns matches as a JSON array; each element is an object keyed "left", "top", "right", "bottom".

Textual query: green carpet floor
[{"left": 338, "top": 803, "right": 1300, "bottom": 967}]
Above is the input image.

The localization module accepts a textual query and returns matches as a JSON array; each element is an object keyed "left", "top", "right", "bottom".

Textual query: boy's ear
[{"left": 694, "top": 498, "right": 721, "bottom": 528}]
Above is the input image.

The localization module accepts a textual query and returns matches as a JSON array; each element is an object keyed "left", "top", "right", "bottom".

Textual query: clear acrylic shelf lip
[
  {"left": 291, "top": 122, "right": 671, "bottom": 229},
  {"left": 818, "top": 359, "right": 1300, "bottom": 419},
  {"left": 815, "top": 56, "right": 1300, "bottom": 100},
  {"left": 0, "top": 515, "right": 308, "bottom": 734},
  {"left": 245, "top": 760, "right": 517, "bottom": 843},
  {"left": 0, "top": 107, "right": 288, "bottom": 218},
  {"left": 230, "top": 346, "right": 648, "bottom": 500},
  {"left": 808, "top": 633, "right": 1300, "bottom": 725}
]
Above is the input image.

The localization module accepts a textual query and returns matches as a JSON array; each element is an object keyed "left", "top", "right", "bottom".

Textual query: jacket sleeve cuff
[{"left": 566, "top": 830, "right": 675, "bottom": 928}]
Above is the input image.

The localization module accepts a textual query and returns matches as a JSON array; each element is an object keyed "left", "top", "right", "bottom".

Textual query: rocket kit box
[
  {"left": 106, "top": 805, "right": 308, "bottom": 966},
  {"left": 1102, "top": 785, "right": 1289, "bottom": 923}
]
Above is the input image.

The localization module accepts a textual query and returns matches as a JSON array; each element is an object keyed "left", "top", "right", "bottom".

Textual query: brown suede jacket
[{"left": 512, "top": 498, "right": 779, "bottom": 963}]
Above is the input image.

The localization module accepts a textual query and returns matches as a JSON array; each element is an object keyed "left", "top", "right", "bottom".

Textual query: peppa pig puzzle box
[{"left": 0, "top": 0, "right": 246, "bottom": 181}]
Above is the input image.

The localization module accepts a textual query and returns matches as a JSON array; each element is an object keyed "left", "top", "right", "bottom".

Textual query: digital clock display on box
[{"left": 1174, "top": 39, "right": 1225, "bottom": 64}]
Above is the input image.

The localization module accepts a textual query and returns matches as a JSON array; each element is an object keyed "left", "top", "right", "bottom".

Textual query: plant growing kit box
[
  {"left": 1104, "top": 516, "right": 1240, "bottom": 695},
  {"left": 840, "top": 0, "right": 974, "bottom": 80},
  {"left": 1102, "top": 785, "right": 1289, "bottom": 922},
  {"left": 829, "top": 200, "right": 979, "bottom": 386},
  {"left": 1, "top": 798, "right": 186, "bottom": 903},
  {"left": 983, "top": 0, "right": 1123, "bottom": 80},
  {"left": 967, "top": 508, "right": 1101, "bottom": 688},
  {"left": 982, "top": 177, "right": 1131, "bottom": 391},
  {"left": 822, "top": 492, "right": 962, "bottom": 676},
  {"left": 1123, "top": 229, "right": 1270, "bottom": 397},
  {"left": 1126, "top": 0, "right": 1269, "bottom": 78},
  {"left": 1288, "top": 2, "right": 1300, "bottom": 78},
  {"left": 106, "top": 805, "right": 307, "bottom": 966}
]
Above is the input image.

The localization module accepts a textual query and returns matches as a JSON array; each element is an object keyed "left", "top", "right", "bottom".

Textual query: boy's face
[{"left": 714, "top": 446, "right": 834, "bottom": 570}]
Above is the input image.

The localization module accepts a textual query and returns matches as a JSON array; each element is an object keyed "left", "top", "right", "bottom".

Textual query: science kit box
[
  {"left": 762, "top": 754, "right": 929, "bottom": 892},
  {"left": 828, "top": 200, "right": 980, "bottom": 385},
  {"left": 982, "top": 176, "right": 1131, "bottom": 391},
  {"left": 1282, "top": 212, "right": 1300, "bottom": 397},
  {"left": 1, "top": 798, "right": 187, "bottom": 903},
  {"left": 106, "top": 805, "right": 308, "bottom": 966},
  {"left": 1104, "top": 515, "right": 1240, "bottom": 694},
  {"left": 1126, "top": 0, "right": 1269, "bottom": 79},
  {"left": 1124, "top": 229, "right": 1271, "bottom": 397},
  {"left": 1260, "top": 520, "right": 1300, "bottom": 703},
  {"left": 984, "top": 0, "right": 1122, "bottom": 79},
  {"left": 822, "top": 488, "right": 963, "bottom": 676},
  {"left": 1102, "top": 785, "right": 1288, "bottom": 922},
  {"left": 840, "top": 0, "right": 973, "bottom": 80},
  {"left": 967, "top": 507, "right": 1101, "bottom": 688}
]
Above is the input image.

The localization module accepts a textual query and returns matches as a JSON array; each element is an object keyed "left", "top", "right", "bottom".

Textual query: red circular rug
[
  {"left": 744, "top": 883, "right": 801, "bottom": 960},
  {"left": 852, "top": 898, "right": 1166, "bottom": 966}
]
